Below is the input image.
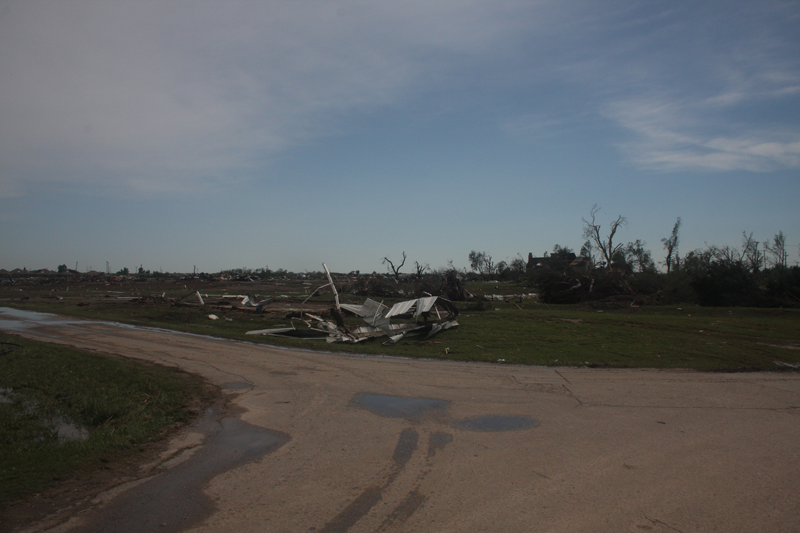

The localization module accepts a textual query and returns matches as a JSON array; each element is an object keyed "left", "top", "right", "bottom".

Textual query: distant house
[
  {"left": 526, "top": 253, "right": 547, "bottom": 272},
  {"left": 526, "top": 251, "right": 577, "bottom": 272}
]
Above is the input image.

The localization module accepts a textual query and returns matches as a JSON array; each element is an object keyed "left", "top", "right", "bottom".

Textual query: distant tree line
[
  {"left": 520, "top": 207, "right": 799, "bottom": 307},
  {"left": 376, "top": 206, "right": 798, "bottom": 307},
  {"left": 38, "top": 204, "right": 797, "bottom": 309}
]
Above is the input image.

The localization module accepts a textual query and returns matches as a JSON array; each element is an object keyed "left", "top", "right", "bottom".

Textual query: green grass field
[
  {"left": 2, "top": 277, "right": 798, "bottom": 371},
  {"left": 0, "top": 332, "right": 210, "bottom": 509}
]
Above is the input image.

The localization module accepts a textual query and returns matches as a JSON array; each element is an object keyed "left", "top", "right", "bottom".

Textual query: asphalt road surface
[{"left": 2, "top": 308, "right": 799, "bottom": 533}]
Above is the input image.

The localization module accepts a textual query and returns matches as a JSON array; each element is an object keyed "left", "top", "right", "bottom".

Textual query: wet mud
[
  {"left": 392, "top": 428, "right": 420, "bottom": 466},
  {"left": 427, "top": 432, "right": 453, "bottom": 457},
  {"left": 317, "top": 393, "right": 539, "bottom": 532},
  {"left": 318, "top": 427, "right": 423, "bottom": 533}
]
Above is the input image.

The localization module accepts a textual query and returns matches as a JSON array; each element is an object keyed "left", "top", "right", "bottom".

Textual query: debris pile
[
  {"left": 246, "top": 264, "right": 459, "bottom": 345},
  {"left": 173, "top": 291, "right": 273, "bottom": 312},
  {"left": 247, "top": 296, "right": 458, "bottom": 345},
  {"left": 344, "top": 276, "right": 403, "bottom": 298},
  {"left": 483, "top": 293, "right": 538, "bottom": 302},
  {"left": 414, "top": 270, "right": 471, "bottom": 301}
]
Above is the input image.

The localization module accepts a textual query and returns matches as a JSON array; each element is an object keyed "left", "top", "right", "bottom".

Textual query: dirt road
[{"left": 3, "top": 309, "right": 800, "bottom": 532}]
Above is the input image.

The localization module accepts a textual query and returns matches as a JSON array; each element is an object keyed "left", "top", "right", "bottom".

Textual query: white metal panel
[
  {"left": 414, "top": 296, "right": 438, "bottom": 316},
  {"left": 385, "top": 299, "right": 416, "bottom": 318}
]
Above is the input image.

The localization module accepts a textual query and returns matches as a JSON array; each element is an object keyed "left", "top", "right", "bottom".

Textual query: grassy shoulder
[
  {"left": 3, "top": 293, "right": 800, "bottom": 372},
  {"left": 0, "top": 332, "right": 213, "bottom": 509}
]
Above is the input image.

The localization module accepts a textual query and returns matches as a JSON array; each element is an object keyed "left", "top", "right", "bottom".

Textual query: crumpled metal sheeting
[
  {"left": 384, "top": 296, "right": 439, "bottom": 318},
  {"left": 246, "top": 265, "right": 457, "bottom": 345}
]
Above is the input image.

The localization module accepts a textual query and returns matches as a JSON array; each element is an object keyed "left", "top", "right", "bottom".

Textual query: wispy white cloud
[
  {"left": 494, "top": 1, "right": 800, "bottom": 174},
  {"left": 0, "top": 0, "right": 552, "bottom": 197},
  {"left": 606, "top": 93, "right": 800, "bottom": 172},
  {"left": 593, "top": 1, "right": 800, "bottom": 173},
  {"left": 1, "top": 0, "right": 799, "bottom": 200}
]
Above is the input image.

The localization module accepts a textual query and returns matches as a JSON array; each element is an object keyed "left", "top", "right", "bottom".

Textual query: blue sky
[{"left": 1, "top": 0, "right": 799, "bottom": 274}]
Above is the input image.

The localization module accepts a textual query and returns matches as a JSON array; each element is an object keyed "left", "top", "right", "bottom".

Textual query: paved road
[{"left": 3, "top": 309, "right": 800, "bottom": 532}]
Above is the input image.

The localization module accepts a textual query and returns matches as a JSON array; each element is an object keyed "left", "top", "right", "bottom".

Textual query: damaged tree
[
  {"left": 415, "top": 268, "right": 471, "bottom": 301},
  {"left": 468, "top": 251, "right": 497, "bottom": 278},
  {"left": 382, "top": 252, "right": 406, "bottom": 283},
  {"left": 765, "top": 231, "right": 788, "bottom": 269},
  {"left": 741, "top": 232, "right": 764, "bottom": 274},
  {"left": 582, "top": 205, "right": 627, "bottom": 269},
  {"left": 413, "top": 261, "right": 429, "bottom": 280},
  {"left": 661, "top": 217, "right": 681, "bottom": 274}
]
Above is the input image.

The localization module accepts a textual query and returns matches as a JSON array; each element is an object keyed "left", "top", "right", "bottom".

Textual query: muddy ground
[{"left": 2, "top": 309, "right": 799, "bottom": 533}]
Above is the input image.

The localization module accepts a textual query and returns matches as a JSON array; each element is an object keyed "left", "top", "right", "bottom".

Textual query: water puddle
[
  {"left": 0, "top": 307, "right": 87, "bottom": 334},
  {"left": 220, "top": 382, "right": 252, "bottom": 390},
  {"left": 55, "top": 418, "right": 90, "bottom": 441},
  {"left": 350, "top": 392, "right": 538, "bottom": 433},
  {"left": 0, "top": 307, "right": 226, "bottom": 341},
  {"left": 350, "top": 393, "right": 451, "bottom": 421},
  {"left": 451, "top": 415, "right": 539, "bottom": 432},
  {"left": 72, "top": 413, "right": 289, "bottom": 533}
]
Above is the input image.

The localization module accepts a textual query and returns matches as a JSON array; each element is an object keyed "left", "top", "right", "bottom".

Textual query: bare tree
[
  {"left": 708, "top": 243, "right": 742, "bottom": 265},
  {"left": 661, "top": 217, "right": 681, "bottom": 274},
  {"left": 582, "top": 205, "right": 627, "bottom": 268},
  {"left": 741, "top": 232, "right": 764, "bottom": 273},
  {"left": 438, "top": 259, "right": 467, "bottom": 277},
  {"left": 413, "top": 261, "right": 429, "bottom": 279},
  {"left": 765, "top": 231, "right": 788, "bottom": 269},
  {"left": 382, "top": 252, "right": 406, "bottom": 283}
]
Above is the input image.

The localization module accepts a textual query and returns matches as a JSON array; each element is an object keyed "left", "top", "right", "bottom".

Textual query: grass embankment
[
  {"left": 5, "top": 293, "right": 800, "bottom": 371},
  {"left": 0, "top": 332, "right": 210, "bottom": 509}
]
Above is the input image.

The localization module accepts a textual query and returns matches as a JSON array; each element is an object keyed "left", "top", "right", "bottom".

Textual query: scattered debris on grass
[{"left": 246, "top": 264, "right": 459, "bottom": 345}]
